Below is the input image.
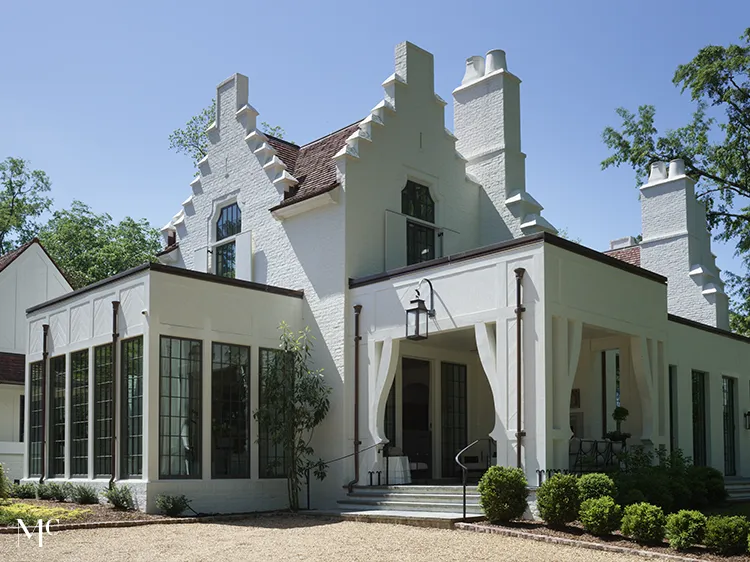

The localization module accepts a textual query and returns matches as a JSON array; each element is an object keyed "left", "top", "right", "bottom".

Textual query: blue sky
[{"left": 1, "top": 1, "right": 748, "bottom": 278}]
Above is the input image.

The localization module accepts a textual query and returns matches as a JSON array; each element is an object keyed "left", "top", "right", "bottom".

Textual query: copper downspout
[
  {"left": 40, "top": 324, "right": 49, "bottom": 484},
  {"left": 347, "top": 305, "right": 363, "bottom": 493},
  {"left": 110, "top": 301, "right": 120, "bottom": 488},
  {"left": 514, "top": 268, "right": 526, "bottom": 469}
]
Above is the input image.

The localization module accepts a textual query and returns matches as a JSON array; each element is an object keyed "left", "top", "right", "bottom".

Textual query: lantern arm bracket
[{"left": 416, "top": 278, "right": 436, "bottom": 317}]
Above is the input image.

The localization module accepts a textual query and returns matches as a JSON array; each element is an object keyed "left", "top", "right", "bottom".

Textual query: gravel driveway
[{"left": 2, "top": 515, "right": 649, "bottom": 562}]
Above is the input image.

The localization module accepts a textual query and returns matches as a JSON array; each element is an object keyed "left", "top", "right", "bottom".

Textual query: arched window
[
  {"left": 215, "top": 203, "right": 242, "bottom": 278},
  {"left": 401, "top": 181, "right": 435, "bottom": 265},
  {"left": 216, "top": 203, "right": 241, "bottom": 241}
]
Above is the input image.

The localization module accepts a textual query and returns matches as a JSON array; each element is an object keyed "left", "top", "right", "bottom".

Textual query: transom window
[
  {"left": 215, "top": 202, "right": 241, "bottom": 278},
  {"left": 216, "top": 203, "right": 241, "bottom": 241},
  {"left": 402, "top": 181, "right": 436, "bottom": 265}
]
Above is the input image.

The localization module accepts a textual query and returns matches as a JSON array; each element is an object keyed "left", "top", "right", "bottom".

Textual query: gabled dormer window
[
  {"left": 215, "top": 203, "right": 241, "bottom": 278},
  {"left": 402, "top": 181, "right": 435, "bottom": 265}
]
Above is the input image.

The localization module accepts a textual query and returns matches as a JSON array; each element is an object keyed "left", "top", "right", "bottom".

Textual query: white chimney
[
  {"left": 640, "top": 159, "right": 729, "bottom": 329},
  {"left": 453, "top": 49, "right": 556, "bottom": 244}
]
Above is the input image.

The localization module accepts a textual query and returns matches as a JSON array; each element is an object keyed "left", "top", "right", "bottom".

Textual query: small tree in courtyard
[{"left": 254, "top": 323, "right": 331, "bottom": 511}]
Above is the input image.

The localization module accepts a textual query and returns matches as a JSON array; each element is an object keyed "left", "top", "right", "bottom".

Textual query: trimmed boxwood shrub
[
  {"left": 579, "top": 496, "right": 621, "bottom": 536},
  {"left": 620, "top": 502, "right": 666, "bottom": 544},
  {"left": 686, "top": 466, "right": 727, "bottom": 508},
  {"left": 156, "top": 494, "right": 191, "bottom": 517},
  {"left": 577, "top": 473, "right": 615, "bottom": 502},
  {"left": 536, "top": 473, "right": 580, "bottom": 527},
  {"left": 0, "top": 464, "right": 9, "bottom": 503},
  {"left": 665, "top": 510, "right": 706, "bottom": 551},
  {"left": 703, "top": 515, "right": 750, "bottom": 556},
  {"left": 477, "top": 466, "right": 529, "bottom": 523}
]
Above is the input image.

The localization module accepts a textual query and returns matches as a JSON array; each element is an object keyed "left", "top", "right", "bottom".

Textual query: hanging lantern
[{"left": 405, "top": 297, "right": 429, "bottom": 340}]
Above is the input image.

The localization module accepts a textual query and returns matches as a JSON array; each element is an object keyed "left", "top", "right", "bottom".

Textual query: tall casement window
[
  {"left": 215, "top": 202, "right": 241, "bottom": 278},
  {"left": 441, "top": 362, "right": 468, "bottom": 478},
  {"left": 28, "top": 362, "right": 43, "bottom": 477},
  {"left": 692, "top": 370, "right": 708, "bottom": 466},
  {"left": 19, "top": 395, "right": 24, "bottom": 442},
  {"left": 49, "top": 355, "right": 66, "bottom": 477},
  {"left": 258, "top": 348, "right": 290, "bottom": 478},
  {"left": 121, "top": 337, "right": 144, "bottom": 478},
  {"left": 70, "top": 350, "right": 89, "bottom": 477},
  {"left": 212, "top": 343, "right": 250, "bottom": 478},
  {"left": 159, "top": 336, "right": 202, "bottom": 479},
  {"left": 722, "top": 376, "right": 737, "bottom": 476},
  {"left": 402, "top": 181, "right": 436, "bottom": 265},
  {"left": 94, "top": 344, "right": 113, "bottom": 477},
  {"left": 669, "top": 365, "right": 678, "bottom": 452}
]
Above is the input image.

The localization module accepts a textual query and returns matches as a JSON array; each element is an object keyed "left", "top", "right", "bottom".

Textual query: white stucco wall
[{"left": 0, "top": 242, "right": 71, "bottom": 355}]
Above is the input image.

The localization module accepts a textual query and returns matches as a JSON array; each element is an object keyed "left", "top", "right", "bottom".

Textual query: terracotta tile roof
[
  {"left": 0, "top": 352, "right": 25, "bottom": 385},
  {"left": 267, "top": 122, "right": 361, "bottom": 210},
  {"left": 604, "top": 245, "right": 641, "bottom": 267},
  {"left": 0, "top": 239, "right": 36, "bottom": 274}
]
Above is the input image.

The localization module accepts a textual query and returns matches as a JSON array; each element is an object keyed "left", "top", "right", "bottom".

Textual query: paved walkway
[{"left": 1, "top": 515, "right": 648, "bottom": 561}]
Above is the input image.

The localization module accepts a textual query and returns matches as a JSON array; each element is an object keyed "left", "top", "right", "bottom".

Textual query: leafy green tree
[
  {"left": 169, "top": 100, "right": 289, "bottom": 167},
  {"left": 0, "top": 157, "right": 52, "bottom": 254},
  {"left": 34, "top": 200, "right": 160, "bottom": 289},
  {"left": 254, "top": 323, "right": 331, "bottom": 511},
  {"left": 601, "top": 28, "right": 750, "bottom": 334}
]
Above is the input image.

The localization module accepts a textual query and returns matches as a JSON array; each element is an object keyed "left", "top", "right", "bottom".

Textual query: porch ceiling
[
  {"left": 581, "top": 324, "right": 625, "bottom": 340},
  {"left": 418, "top": 328, "right": 478, "bottom": 351}
]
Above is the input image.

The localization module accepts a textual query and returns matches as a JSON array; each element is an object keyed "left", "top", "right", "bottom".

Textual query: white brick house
[
  {"left": 21, "top": 42, "right": 750, "bottom": 514},
  {"left": 0, "top": 239, "right": 71, "bottom": 482}
]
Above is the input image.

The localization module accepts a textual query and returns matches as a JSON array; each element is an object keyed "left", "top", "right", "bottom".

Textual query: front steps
[
  {"left": 338, "top": 485, "right": 485, "bottom": 518},
  {"left": 725, "top": 477, "right": 750, "bottom": 502}
]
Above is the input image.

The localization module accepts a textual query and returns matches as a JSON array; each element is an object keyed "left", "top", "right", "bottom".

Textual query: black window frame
[
  {"left": 441, "top": 362, "right": 467, "bottom": 478},
  {"left": 692, "top": 370, "right": 708, "bottom": 467},
  {"left": 406, "top": 221, "right": 436, "bottom": 265},
  {"left": 49, "top": 355, "right": 66, "bottom": 477},
  {"left": 258, "top": 348, "right": 291, "bottom": 479},
  {"left": 401, "top": 180, "right": 435, "bottom": 223},
  {"left": 19, "top": 394, "right": 24, "bottom": 443},
  {"left": 402, "top": 181, "right": 436, "bottom": 266},
  {"left": 211, "top": 342, "right": 251, "bottom": 479},
  {"left": 159, "top": 336, "right": 203, "bottom": 479},
  {"left": 121, "top": 336, "right": 144, "bottom": 479},
  {"left": 94, "top": 344, "right": 113, "bottom": 477},
  {"left": 28, "top": 361, "right": 43, "bottom": 477},
  {"left": 722, "top": 376, "right": 737, "bottom": 476},
  {"left": 216, "top": 202, "right": 242, "bottom": 241},
  {"left": 215, "top": 241, "right": 236, "bottom": 279},
  {"left": 70, "top": 349, "right": 89, "bottom": 477}
]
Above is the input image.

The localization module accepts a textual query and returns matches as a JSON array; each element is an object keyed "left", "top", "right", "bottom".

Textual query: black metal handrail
[
  {"left": 303, "top": 442, "right": 381, "bottom": 510},
  {"left": 455, "top": 439, "right": 480, "bottom": 521}
]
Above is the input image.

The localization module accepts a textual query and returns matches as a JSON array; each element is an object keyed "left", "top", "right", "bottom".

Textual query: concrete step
[
  {"left": 338, "top": 499, "right": 484, "bottom": 515},
  {"left": 309, "top": 509, "right": 485, "bottom": 529},
  {"left": 352, "top": 485, "right": 478, "bottom": 495}
]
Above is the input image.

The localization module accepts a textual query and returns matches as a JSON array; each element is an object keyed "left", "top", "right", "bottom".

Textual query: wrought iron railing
[
  {"left": 568, "top": 438, "right": 627, "bottom": 474},
  {"left": 455, "top": 440, "right": 480, "bottom": 521}
]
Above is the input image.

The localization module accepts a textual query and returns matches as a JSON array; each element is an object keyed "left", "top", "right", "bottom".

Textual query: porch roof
[
  {"left": 348, "top": 232, "right": 668, "bottom": 289},
  {"left": 26, "top": 262, "right": 304, "bottom": 314}
]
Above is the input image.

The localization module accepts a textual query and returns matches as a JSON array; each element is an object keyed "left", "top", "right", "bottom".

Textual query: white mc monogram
[{"left": 17, "top": 519, "right": 59, "bottom": 547}]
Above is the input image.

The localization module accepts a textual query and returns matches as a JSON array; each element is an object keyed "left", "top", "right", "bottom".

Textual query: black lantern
[
  {"left": 406, "top": 297, "right": 429, "bottom": 340},
  {"left": 744, "top": 411, "right": 750, "bottom": 430}
]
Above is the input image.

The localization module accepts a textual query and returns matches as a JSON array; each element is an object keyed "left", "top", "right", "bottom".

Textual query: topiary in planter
[
  {"left": 536, "top": 473, "right": 580, "bottom": 527},
  {"left": 620, "top": 502, "right": 666, "bottom": 544},
  {"left": 703, "top": 515, "right": 750, "bottom": 555},
  {"left": 477, "top": 466, "right": 529, "bottom": 523},
  {"left": 578, "top": 473, "right": 615, "bottom": 502},
  {"left": 579, "top": 496, "right": 622, "bottom": 536},
  {"left": 665, "top": 510, "right": 706, "bottom": 551}
]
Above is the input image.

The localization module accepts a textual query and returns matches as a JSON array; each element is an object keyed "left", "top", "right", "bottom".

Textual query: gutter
[
  {"left": 347, "top": 305, "right": 363, "bottom": 493},
  {"left": 110, "top": 301, "right": 120, "bottom": 488},
  {"left": 514, "top": 268, "right": 526, "bottom": 469},
  {"left": 40, "top": 324, "right": 49, "bottom": 484}
]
